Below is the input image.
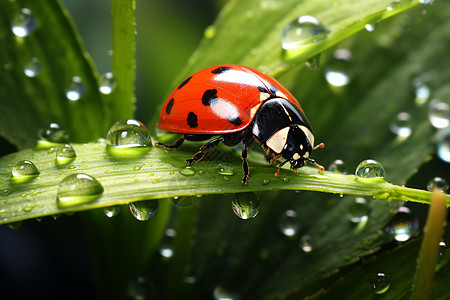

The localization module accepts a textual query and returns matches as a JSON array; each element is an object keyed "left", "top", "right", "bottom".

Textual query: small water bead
[
  {"left": 56, "top": 144, "right": 76, "bottom": 163},
  {"left": 204, "top": 25, "right": 216, "bottom": 39},
  {"left": 347, "top": 197, "right": 370, "bottom": 223},
  {"left": 300, "top": 235, "right": 313, "bottom": 253},
  {"left": 365, "top": 23, "right": 378, "bottom": 32},
  {"left": 107, "top": 119, "right": 150, "bottom": 148},
  {"left": 159, "top": 228, "right": 176, "bottom": 258},
  {"left": 427, "top": 177, "right": 449, "bottom": 193},
  {"left": 389, "top": 112, "right": 412, "bottom": 137},
  {"left": 415, "top": 84, "right": 430, "bottom": 106},
  {"left": 437, "top": 130, "right": 450, "bottom": 163},
  {"left": 439, "top": 241, "right": 448, "bottom": 260},
  {"left": 170, "top": 196, "right": 198, "bottom": 209},
  {"left": 24, "top": 57, "right": 41, "bottom": 77},
  {"left": 129, "top": 200, "right": 158, "bottom": 221},
  {"left": 38, "top": 123, "right": 69, "bottom": 143},
  {"left": 231, "top": 192, "right": 260, "bottom": 220},
  {"left": 104, "top": 206, "right": 120, "bottom": 218},
  {"left": 217, "top": 164, "right": 235, "bottom": 176},
  {"left": 385, "top": 206, "right": 418, "bottom": 242},
  {"left": 57, "top": 173, "right": 104, "bottom": 207},
  {"left": 11, "top": 8, "right": 37, "bottom": 37},
  {"left": 371, "top": 272, "right": 391, "bottom": 294},
  {"left": 428, "top": 100, "right": 450, "bottom": 128},
  {"left": 305, "top": 53, "right": 325, "bottom": 70},
  {"left": 98, "top": 72, "right": 115, "bottom": 95},
  {"left": 65, "top": 76, "right": 85, "bottom": 101},
  {"left": 12, "top": 160, "right": 39, "bottom": 177},
  {"left": 278, "top": 210, "right": 300, "bottom": 237},
  {"left": 179, "top": 166, "right": 195, "bottom": 176},
  {"left": 325, "top": 49, "right": 352, "bottom": 87},
  {"left": 355, "top": 159, "right": 385, "bottom": 179},
  {"left": 328, "top": 159, "right": 347, "bottom": 174},
  {"left": 419, "top": 0, "right": 433, "bottom": 4},
  {"left": 281, "top": 15, "right": 331, "bottom": 50}
]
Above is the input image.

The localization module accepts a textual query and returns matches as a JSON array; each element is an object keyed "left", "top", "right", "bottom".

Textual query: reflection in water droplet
[
  {"left": 355, "top": 159, "right": 385, "bottom": 179},
  {"left": 104, "top": 206, "right": 120, "bottom": 217},
  {"left": 389, "top": 112, "right": 412, "bottom": 137},
  {"left": 278, "top": 210, "right": 300, "bottom": 237},
  {"left": 385, "top": 206, "right": 418, "bottom": 242},
  {"left": 428, "top": 100, "right": 450, "bottom": 128},
  {"left": 99, "top": 72, "right": 115, "bottom": 94},
  {"left": 300, "top": 235, "right": 313, "bottom": 253},
  {"left": 65, "top": 76, "right": 85, "bottom": 101},
  {"left": 11, "top": 8, "right": 36, "bottom": 37},
  {"left": 305, "top": 53, "right": 325, "bottom": 70},
  {"left": 231, "top": 192, "right": 259, "bottom": 219},
  {"left": 24, "top": 57, "right": 41, "bottom": 77},
  {"left": 12, "top": 160, "right": 39, "bottom": 177},
  {"left": 328, "top": 159, "right": 347, "bottom": 174},
  {"left": 56, "top": 144, "right": 76, "bottom": 164},
  {"left": 427, "top": 177, "right": 449, "bottom": 193},
  {"left": 371, "top": 272, "right": 391, "bottom": 294},
  {"left": 281, "top": 15, "right": 331, "bottom": 50},
  {"left": 437, "top": 129, "right": 450, "bottom": 163},
  {"left": 325, "top": 49, "right": 352, "bottom": 87},
  {"left": 57, "top": 173, "right": 104, "bottom": 207},
  {"left": 129, "top": 200, "right": 158, "bottom": 221},
  {"left": 179, "top": 166, "right": 195, "bottom": 176},
  {"left": 38, "top": 123, "right": 69, "bottom": 144},
  {"left": 347, "top": 197, "right": 370, "bottom": 223},
  {"left": 159, "top": 228, "right": 176, "bottom": 258},
  {"left": 107, "top": 119, "right": 150, "bottom": 148}
]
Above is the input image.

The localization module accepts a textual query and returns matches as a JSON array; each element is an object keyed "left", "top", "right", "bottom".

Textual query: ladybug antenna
[
  {"left": 274, "top": 159, "right": 289, "bottom": 177},
  {"left": 307, "top": 157, "right": 325, "bottom": 172}
]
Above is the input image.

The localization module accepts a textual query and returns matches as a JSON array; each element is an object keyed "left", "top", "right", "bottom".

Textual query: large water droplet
[
  {"left": 104, "top": 206, "right": 120, "bottom": 218},
  {"left": 11, "top": 8, "right": 36, "bottom": 37},
  {"left": 179, "top": 166, "right": 195, "bottom": 176},
  {"left": 56, "top": 144, "right": 76, "bottom": 164},
  {"left": 57, "top": 173, "right": 104, "bottom": 207},
  {"left": 347, "top": 197, "right": 370, "bottom": 223},
  {"left": 12, "top": 160, "right": 39, "bottom": 178},
  {"left": 231, "top": 192, "right": 259, "bottom": 219},
  {"left": 328, "top": 159, "right": 347, "bottom": 174},
  {"left": 24, "top": 57, "right": 41, "bottom": 77},
  {"left": 300, "top": 235, "right": 313, "bottom": 253},
  {"left": 437, "top": 129, "right": 450, "bottom": 163},
  {"left": 385, "top": 206, "right": 418, "bottom": 242},
  {"left": 38, "top": 123, "right": 69, "bottom": 144},
  {"left": 281, "top": 15, "right": 331, "bottom": 50},
  {"left": 427, "top": 177, "right": 449, "bottom": 193},
  {"left": 159, "top": 228, "right": 176, "bottom": 258},
  {"left": 278, "top": 210, "right": 300, "bottom": 237},
  {"left": 428, "top": 100, "right": 450, "bottom": 128},
  {"left": 65, "top": 76, "right": 85, "bottom": 101},
  {"left": 216, "top": 164, "right": 235, "bottom": 176},
  {"left": 355, "top": 159, "right": 385, "bottom": 179},
  {"left": 371, "top": 272, "right": 391, "bottom": 294},
  {"left": 325, "top": 49, "right": 352, "bottom": 87},
  {"left": 107, "top": 119, "right": 150, "bottom": 148},
  {"left": 389, "top": 112, "right": 412, "bottom": 137},
  {"left": 99, "top": 72, "right": 115, "bottom": 95},
  {"left": 129, "top": 200, "right": 158, "bottom": 221}
]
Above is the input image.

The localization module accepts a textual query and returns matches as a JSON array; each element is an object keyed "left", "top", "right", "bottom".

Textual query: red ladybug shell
[{"left": 157, "top": 65, "right": 305, "bottom": 134}]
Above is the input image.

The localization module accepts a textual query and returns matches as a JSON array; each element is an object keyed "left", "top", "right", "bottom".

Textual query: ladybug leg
[
  {"left": 241, "top": 143, "right": 250, "bottom": 185},
  {"left": 269, "top": 154, "right": 282, "bottom": 165},
  {"left": 185, "top": 136, "right": 224, "bottom": 165},
  {"left": 156, "top": 137, "right": 185, "bottom": 150}
]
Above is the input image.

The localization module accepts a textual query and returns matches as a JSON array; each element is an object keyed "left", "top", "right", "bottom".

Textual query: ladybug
[{"left": 156, "top": 64, "right": 324, "bottom": 184}]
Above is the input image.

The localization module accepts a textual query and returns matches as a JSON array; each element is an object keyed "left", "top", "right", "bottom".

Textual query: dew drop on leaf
[
  {"left": 38, "top": 123, "right": 69, "bottom": 144},
  {"left": 346, "top": 197, "right": 370, "bottom": 223},
  {"left": 57, "top": 173, "right": 104, "bottom": 207},
  {"left": 426, "top": 177, "right": 449, "bottom": 193},
  {"left": 65, "top": 76, "right": 85, "bottom": 101},
  {"left": 355, "top": 159, "right": 385, "bottom": 179},
  {"left": 325, "top": 49, "right": 352, "bottom": 87},
  {"left": 389, "top": 112, "right": 412, "bottom": 137},
  {"left": 12, "top": 160, "right": 39, "bottom": 177},
  {"left": 371, "top": 272, "right": 391, "bottom": 294},
  {"left": 385, "top": 206, "right": 418, "bottom": 242},
  {"left": 281, "top": 15, "right": 331, "bottom": 50},
  {"left": 231, "top": 192, "right": 259, "bottom": 220},
  {"left": 107, "top": 119, "right": 150, "bottom": 148},
  {"left": 24, "top": 57, "right": 41, "bottom": 77},
  {"left": 99, "top": 72, "right": 115, "bottom": 95},
  {"left": 129, "top": 200, "right": 158, "bottom": 221},
  {"left": 11, "top": 8, "right": 36, "bottom": 37},
  {"left": 104, "top": 206, "right": 120, "bottom": 218},
  {"left": 278, "top": 209, "right": 300, "bottom": 237}
]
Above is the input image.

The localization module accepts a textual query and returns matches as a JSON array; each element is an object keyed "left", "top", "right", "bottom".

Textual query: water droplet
[
  {"left": 11, "top": 8, "right": 36, "bottom": 37},
  {"left": 38, "top": 123, "right": 69, "bottom": 144},
  {"left": 104, "top": 206, "right": 120, "bottom": 217},
  {"left": 231, "top": 192, "right": 259, "bottom": 219},
  {"left": 281, "top": 16, "right": 331, "bottom": 50},
  {"left": 414, "top": 81, "right": 430, "bottom": 105},
  {"left": 129, "top": 200, "right": 158, "bottom": 221},
  {"left": 437, "top": 129, "right": 450, "bottom": 163},
  {"left": 371, "top": 272, "right": 391, "bottom": 294},
  {"left": 99, "top": 72, "right": 115, "bottom": 94},
  {"left": 439, "top": 241, "right": 448, "bottom": 260},
  {"left": 127, "top": 277, "right": 154, "bottom": 300},
  {"left": 365, "top": 23, "right": 378, "bottom": 32},
  {"left": 8, "top": 222, "right": 22, "bottom": 230},
  {"left": 159, "top": 228, "right": 176, "bottom": 258},
  {"left": 347, "top": 197, "right": 370, "bottom": 223},
  {"left": 12, "top": 160, "right": 39, "bottom": 177},
  {"left": 390, "top": 112, "right": 412, "bottom": 137},
  {"left": 57, "top": 173, "right": 104, "bottom": 207},
  {"left": 65, "top": 76, "right": 85, "bottom": 101},
  {"left": 56, "top": 144, "right": 76, "bottom": 164},
  {"left": 427, "top": 177, "right": 449, "bottom": 193},
  {"left": 385, "top": 206, "right": 418, "bottom": 242},
  {"left": 262, "top": 179, "right": 270, "bottom": 185},
  {"left": 355, "top": 159, "right": 385, "bottom": 179},
  {"left": 328, "top": 159, "right": 347, "bottom": 174},
  {"left": 305, "top": 53, "right": 325, "bottom": 70},
  {"left": 217, "top": 164, "right": 235, "bottom": 176},
  {"left": 204, "top": 25, "right": 216, "bottom": 39},
  {"left": 179, "top": 166, "right": 195, "bottom": 176},
  {"left": 107, "top": 119, "right": 150, "bottom": 148},
  {"left": 170, "top": 196, "right": 198, "bottom": 209},
  {"left": 325, "top": 49, "right": 352, "bottom": 87},
  {"left": 419, "top": 0, "right": 433, "bottom": 4},
  {"left": 428, "top": 100, "right": 450, "bottom": 128},
  {"left": 278, "top": 210, "right": 300, "bottom": 237},
  {"left": 300, "top": 235, "right": 313, "bottom": 253},
  {"left": 24, "top": 57, "right": 40, "bottom": 77},
  {"left": 213, "top": 286, "right": 238, "bottom": 300}
]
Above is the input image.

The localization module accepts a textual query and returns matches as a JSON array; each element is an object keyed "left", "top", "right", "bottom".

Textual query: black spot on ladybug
[
  {"left": 211, "top": 67, "right": 230, "bottom": 74},
  {"left": 228, "top": 116, "right": 242, "bottom": 126},
  {"left": 187, "top": 112, "right": 198, "bottom": 128},
  {"left": 166, "top": 98, "right": 174, "bottom": 114},
  {"left": 202, "top": 89, "right": 218, "bottom": 106},
  {"left": 258, "top": 86, "right": 269, "bottom": 93},
  {"left": 177, "top": 76, "right": 192, "bottom": 89}
]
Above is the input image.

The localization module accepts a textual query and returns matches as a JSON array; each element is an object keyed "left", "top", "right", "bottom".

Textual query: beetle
[{"left": 156, "top": 64, "right": 324, "bottom": 184}]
